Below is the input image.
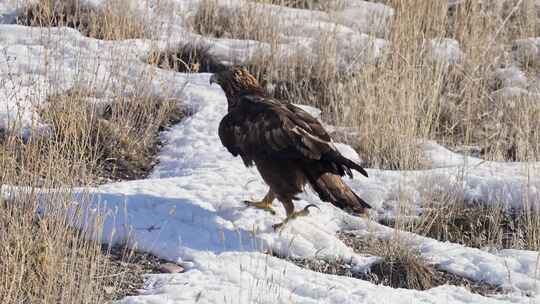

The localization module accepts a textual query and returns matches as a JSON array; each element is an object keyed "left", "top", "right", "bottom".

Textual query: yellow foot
[
  {"left": 273, "top": 204, "right": 319, "bottom": 231},
  {"left": 243, "top": 200, "right": 276, "bottom": 215}
]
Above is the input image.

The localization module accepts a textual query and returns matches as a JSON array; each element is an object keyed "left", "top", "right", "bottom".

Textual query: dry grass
[
  {"left": 1, "top": 193, "right": 103, "bottom": 303},
  {"left": 0, "top": 88, "right": 183, "bottom": 302},
  {"left": 44, "top": 90, "right": 185, "bottom": 183},
  {"left": 1, "top": 89, "right": 185, "bottom": 185},
  {"left": 0, "top": 191, "right": 166, "bottom": 303},
  {"left": 192, "top": 0, "right": 282, "bottom": 44},
  {"left": 193, "top": 0, "right": 540, "bottom": 167},
  {"left": 440, "top": 0, "right": 540, "bottom": 161},
  {"left": 243, "top": 50, "right": 348, "bottom": 113},
  {"left": 355, "top": 0, "right": 540, "bottom": 163},
  {"left": 249, "top": 0, "right": 343, "bottom": 11},
  {"left": 284, "top": 233, "right": 503, "bottom": 294},
  {"left": 192, "top": 0, "right": 428, "bottom": 169},
  {"left": 385, "top": 185, "right": 540, "bottom": 251},
  {"left": 0, "top": 85, "right": 183, "bottom": 301},
  {"left": 192, "top": 0, "right": 359, "bottom": 140},
  {"left": 100, "top": 245, "right": 171, "bottom": 300},
  {"left": 17, "top": 0, "right": 146, "bottom": 40},
  {"left": 2, "top": 1, "right": 186, "bottom": 302},
  {"left": 354, "top": 237, "right": 436, "bottom": 290},
  {"left": 338, "top": 233, "right": 503, "bottom": 294}
]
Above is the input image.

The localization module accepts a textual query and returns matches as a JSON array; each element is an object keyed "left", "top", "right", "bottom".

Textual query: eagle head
[{"left": 210, "top": 67, "right": 264, "bottom": 104}]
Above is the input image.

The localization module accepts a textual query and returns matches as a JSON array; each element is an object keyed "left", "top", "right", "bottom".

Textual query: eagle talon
[
  {"left": 272, "top": 222, "right": 285, "bottom": 231},
  {"left": 293, "top": 204, "right": 320, "bottom": 217},
  {"left": 303, "top": 204, "right": 320, "bottom": 213},
  {"left": 272, "top": 206, "right": 318, "bottom": 231},
  {"left": 243, "top": 200, "right": 276, "bottom": 215}
]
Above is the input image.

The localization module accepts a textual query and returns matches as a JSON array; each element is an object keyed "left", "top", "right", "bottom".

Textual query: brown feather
[{"left": 213, "top": 66, "right": 265, "bottom": 110}]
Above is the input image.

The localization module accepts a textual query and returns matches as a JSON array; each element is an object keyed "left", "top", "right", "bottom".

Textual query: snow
[
  {"left": 490, "top": 65, "right": 540, "bottom": 105},
  {"left": 512, "top": 38, "right": 540, "bottom": 66},
  {"left": 1, "top": 1, "right": 539, "bottom": 303},
  {"left": 491, "top": 87, "right": 538, "bottom": 106},
  {"left": 0, "top": 1, "right": 18, "bottom": 24},
  {"left": 119, "top": 252, "right": 532, "bottom": 304},
  {"left": 429, "top": 38, "right": 463, "bottom": 65},
  {"left": 337, "top": 0, "right": 394, "bottom": 37},
  {"left": 495, "top": 66, "right": 529, "bottom": 89}
]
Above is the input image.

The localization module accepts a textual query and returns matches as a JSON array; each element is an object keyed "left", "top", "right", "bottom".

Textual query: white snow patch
[
  {"left": 119, "top": 252, "right": 534, "bottom": 304},
  {"left": 294, "top": 104, "right": 321, "bottom": 118},
  {"left": 512, "top": 37, "right": 540, "bottom": 65},
  {"left": 495, "top": 66, "right": 529, "bottom": 89},
  {"left": 490, "top": 87, "right": 539, "bottom": 106},
  {"left": 429, "top": 38, "right": 463, "bottom": 65},
  {"left": 338, "top": 1, "right": 394, "bottom": 37}
]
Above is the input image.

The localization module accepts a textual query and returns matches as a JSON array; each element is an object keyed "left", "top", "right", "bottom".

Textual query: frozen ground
[{"left": 1, "top": 1, "right": 539, "bottom": 303}]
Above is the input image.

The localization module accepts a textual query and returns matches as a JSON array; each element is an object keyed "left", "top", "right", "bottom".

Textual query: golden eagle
[{"left": 210, "top": 67, "right": 370, "bottom": 229}]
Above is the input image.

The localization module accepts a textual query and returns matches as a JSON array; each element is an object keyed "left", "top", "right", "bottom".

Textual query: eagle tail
[
  {"left": 305, "top": 171, "right": 371, "bottom": 214},
  {"left": 325, "top": 150, "right": 368, "bottom": 178}
]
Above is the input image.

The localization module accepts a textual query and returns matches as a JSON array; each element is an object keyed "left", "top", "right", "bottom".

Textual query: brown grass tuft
[
  {"left": 43, "top": 89, "right": 186, "bottom": 183},
  {"left": 249, "top": 0, "right": 343, "bottom": 11},
  {"left": 0, "top": 85, "right": 184, "bottom": 301},
  {"left": 339, "top": 233, "right": 503, "bottom": 294},
  {"left": 0, "top": 191, "right": 107, "bottom": 303},
  {"left": 1, "top": 89, "right": 185, "bottom": 186},
  {"left": 358, "top": 238, "right": 436, "bottom": 290},
  {"left": 387, "top": 186, "right": 540, "bottom": 251},
  {"left": 283, "top": 234, "right": 503, "bottom": 294},
  {"left": 192, "top": 0, "right": 281, "bottom": 43},
  {"left": 4, "top": 1, "right": 187, "bottom": 301},
  {"left": 0, "top": 191, "right": 168, "bottom": 302},
  {"left": 17, "top": 0, "right": 146, "bottom": 40}
]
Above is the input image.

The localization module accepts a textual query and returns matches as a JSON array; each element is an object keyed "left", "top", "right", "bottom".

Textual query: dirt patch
[
  {"left": 99, "top": 245, "right": 175, "bottom": 301},
  {"left": 148, "top": 43, "right": 226, "bottom": 73}
]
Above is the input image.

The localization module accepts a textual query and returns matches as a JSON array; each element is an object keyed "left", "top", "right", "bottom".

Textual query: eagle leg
[
  {"left": 243, "top": 189, "right": 276, "bottom": 215},
  {"left": 273, "top": 204, "right": 319, "bottom": 230}
]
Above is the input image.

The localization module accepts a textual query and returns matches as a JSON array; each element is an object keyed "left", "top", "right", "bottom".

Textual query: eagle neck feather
[{"left": 222, "top": 75, "right": 265, "bottom": 111}]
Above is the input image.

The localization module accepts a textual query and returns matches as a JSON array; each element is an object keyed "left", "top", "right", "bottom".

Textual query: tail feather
[
  {"left": 305, "top": 171, "right": 371, "bottom": 214},
  {"left": 351, "top": 189, "right": 372, "bottom": 210},
  {"left": 325, "top": 150, "right": 368, "bottom": 178}
]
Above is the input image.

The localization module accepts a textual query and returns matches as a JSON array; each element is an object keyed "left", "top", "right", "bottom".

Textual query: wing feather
[{"left": 218, "top": 95, "right": 368, "bottom": 177}]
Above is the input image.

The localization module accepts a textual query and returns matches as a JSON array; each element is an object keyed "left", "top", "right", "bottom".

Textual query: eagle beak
[{"left": 209, "top": 74, "right": 218, "bottom": 85}]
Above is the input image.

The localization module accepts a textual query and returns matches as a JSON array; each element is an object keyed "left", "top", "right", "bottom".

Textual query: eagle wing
[{"left": 218, "top": 95, "right": 368, "bottom": 178}]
